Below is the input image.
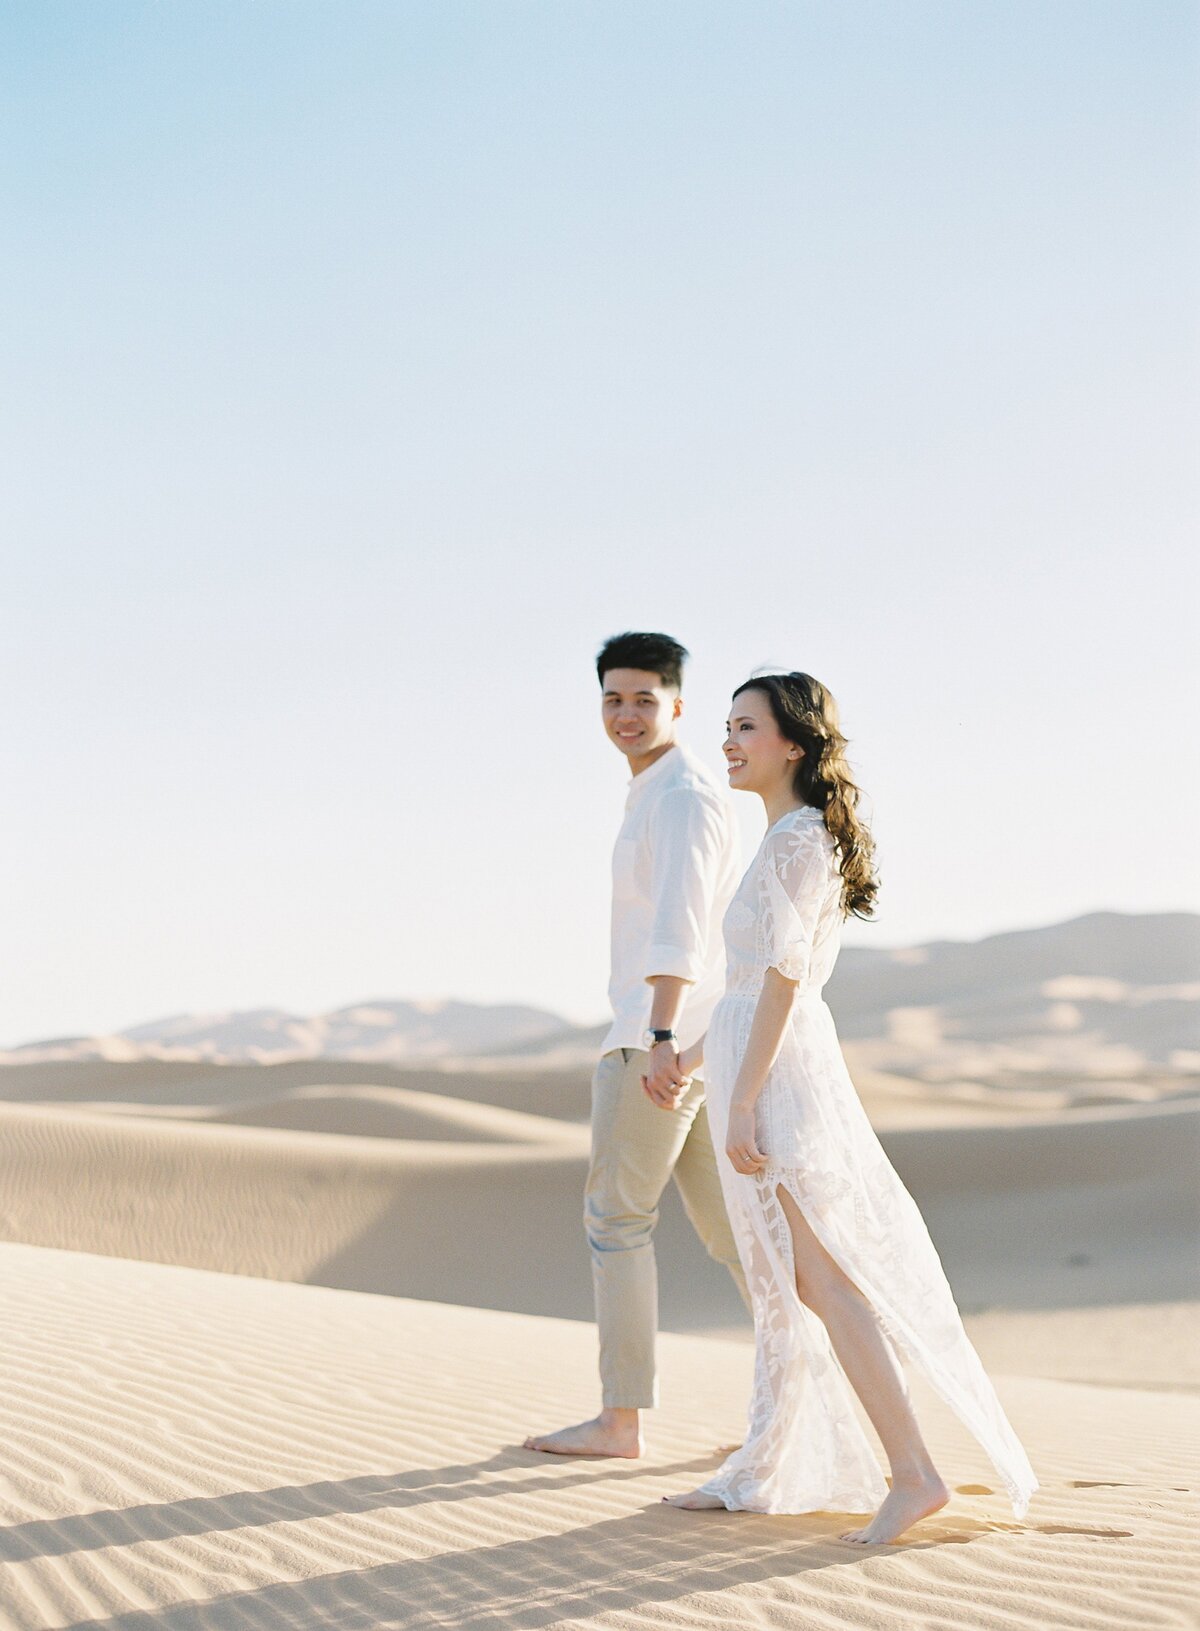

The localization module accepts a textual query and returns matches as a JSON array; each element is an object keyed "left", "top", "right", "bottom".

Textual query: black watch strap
[{"left": 650, "top": 1029, "right": 678, "bottom": 1045}]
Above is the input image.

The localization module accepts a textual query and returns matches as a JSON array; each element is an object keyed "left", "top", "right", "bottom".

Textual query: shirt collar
[{"left": 625, "top": 742, "right": 682, "bottom": 806}]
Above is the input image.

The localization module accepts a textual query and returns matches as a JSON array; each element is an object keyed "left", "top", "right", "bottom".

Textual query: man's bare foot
[
  {"left": 840, "top": 1472, "right": 949, "bottom": 1544},
  {"left": 523, "top": 1409, "right": 642, "bottom": 1458},
  {"left": 663, "top": 1487, "right": 726, "bottom": 1509}
]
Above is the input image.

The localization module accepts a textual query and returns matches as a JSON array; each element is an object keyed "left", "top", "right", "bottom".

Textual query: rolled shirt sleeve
[{"left": 643, "top": 789, "right": 726, "bottom": 984}]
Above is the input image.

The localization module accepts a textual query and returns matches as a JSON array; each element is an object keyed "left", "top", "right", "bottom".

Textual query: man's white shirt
[{"left": 601, "top": 742, "right": 741, "bottom": 1065}]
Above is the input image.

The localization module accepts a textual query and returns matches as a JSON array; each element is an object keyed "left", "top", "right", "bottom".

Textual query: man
[{"left": 525, "top": 631, "right": 749, "bottom": 1458}]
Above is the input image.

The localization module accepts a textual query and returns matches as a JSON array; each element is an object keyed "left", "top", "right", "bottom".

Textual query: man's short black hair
[{"left": 596, "top": 631, "right": 689, "bottom": 692}]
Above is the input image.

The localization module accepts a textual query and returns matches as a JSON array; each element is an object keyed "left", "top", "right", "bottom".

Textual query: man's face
[{"left": 600, "top": 668, "right": 682, "bottom": 766}]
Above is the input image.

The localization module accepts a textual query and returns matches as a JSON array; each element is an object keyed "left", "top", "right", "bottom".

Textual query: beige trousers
[{"left": 585, "top": 1047, "right": 750, "bottom": 1408}]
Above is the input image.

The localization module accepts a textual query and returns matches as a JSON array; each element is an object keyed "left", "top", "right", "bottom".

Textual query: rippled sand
[{"left": 0, "top": 1060, "right": 1196, "bottom": 1629}]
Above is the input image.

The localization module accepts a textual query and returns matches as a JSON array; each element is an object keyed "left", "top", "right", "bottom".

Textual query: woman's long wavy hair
[{"left": 733, "top": 672, "right": 879, "bottom": 920}]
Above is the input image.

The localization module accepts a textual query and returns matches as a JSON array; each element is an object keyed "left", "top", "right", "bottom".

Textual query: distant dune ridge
[
  {"left": 1, "top": 909, "right": 1198, "bottom": 1630},
  {"left": 2, "top": 996, "right": 572, "bottom": 1065},
  {"left": 4, "top": 913, "right": 1198, "bottom": 1095}
]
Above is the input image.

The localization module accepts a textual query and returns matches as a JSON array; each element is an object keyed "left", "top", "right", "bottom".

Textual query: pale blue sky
[{"left": 2, "top": 1, "right": 1197, "bottom": 1044}]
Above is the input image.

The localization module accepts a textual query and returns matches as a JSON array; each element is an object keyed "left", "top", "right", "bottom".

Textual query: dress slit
[
  {"left": 767, "top": 1169, "right": 912, "bottom": 1366},
  {"left": 738, "top": 1158, "right": 1035, "bottom": 1519}
]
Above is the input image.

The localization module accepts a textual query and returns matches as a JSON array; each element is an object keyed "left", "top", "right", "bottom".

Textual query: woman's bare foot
[
  {"left": 663, "top": 1487, "right": 726, "bottom": 1509},
  {"left": 523, "top": 1408, "right": 642, "bottom": 1458},
  {"left": 840, "top": 1472, "right": 949, "bottom": 1544}
]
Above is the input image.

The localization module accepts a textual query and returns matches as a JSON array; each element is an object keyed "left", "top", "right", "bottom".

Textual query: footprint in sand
[
  {"left": 955, "top": 1484, "right": 993, "bottom": 1495},
  {"left": 1036, "top": 1525, "right": 1133, "bottom": 1539},
  {"left": 1070, "top": 1480, "right": 1128, "bottom": 1489}
]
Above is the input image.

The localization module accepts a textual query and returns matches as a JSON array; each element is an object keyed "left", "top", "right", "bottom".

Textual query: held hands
[
  {"left": 726, "top": 1103, "right": 767, "bottom": 1174},
  {"left": 641, "top": 1041, "right": 688, "bottom": 1110}
]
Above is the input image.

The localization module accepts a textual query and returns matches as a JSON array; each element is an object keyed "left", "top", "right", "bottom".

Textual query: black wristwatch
[{"left": 643, "top": 1028, "right": 678, "bottom": 1048}]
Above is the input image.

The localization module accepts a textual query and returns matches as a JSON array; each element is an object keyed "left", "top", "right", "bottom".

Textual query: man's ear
[{"left": 672, "top": 694, "right": 684, "bottom": 720}]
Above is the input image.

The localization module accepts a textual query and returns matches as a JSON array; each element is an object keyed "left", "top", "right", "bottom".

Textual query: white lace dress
[{"left": 699, "top": 807, "right": 1037, "bottom": 1517}]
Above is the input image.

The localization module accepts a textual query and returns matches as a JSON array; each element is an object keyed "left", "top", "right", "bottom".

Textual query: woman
[{"left": 666, "top": 673, "right": 1036, "bottom": 1542}]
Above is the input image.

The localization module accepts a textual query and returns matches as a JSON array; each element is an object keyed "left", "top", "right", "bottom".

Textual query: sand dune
[
  {"left": 0, "top": 1058, "right": 598, "bottom": 1124},
  {"left": 0, "top": 1242, "right": 1196, "bottom": 1631},
  {"left": 0, "top": 1049, "right": 1184, "bottom": 1136},
  {"left": 162, "top": 1081, "right": 576, "bottom": 1145},
  {"left": 0, "top": 1098, "right": 592, "bottom": 1319},
  {"left": 1, "top": 1085, "right": 1196, "bottom": 1333},
  {"left": 2, "top": 1016, "right": 1197, "bottom": 1628},
  {"left": 6, "top": 916, "right": 1197, "bottom": 1112},
  {"left": 3, "top": 998, "right": 571, "bottom": 1065}
]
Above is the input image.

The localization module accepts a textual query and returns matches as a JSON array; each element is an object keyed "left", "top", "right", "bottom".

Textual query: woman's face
[{"left": 723, "top": 687, "right": 801, "bottom": 797}]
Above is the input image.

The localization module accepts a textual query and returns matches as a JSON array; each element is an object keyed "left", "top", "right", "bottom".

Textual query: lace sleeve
[{"left": 757, "top": 817, "right": 831, "bottom": 984}]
